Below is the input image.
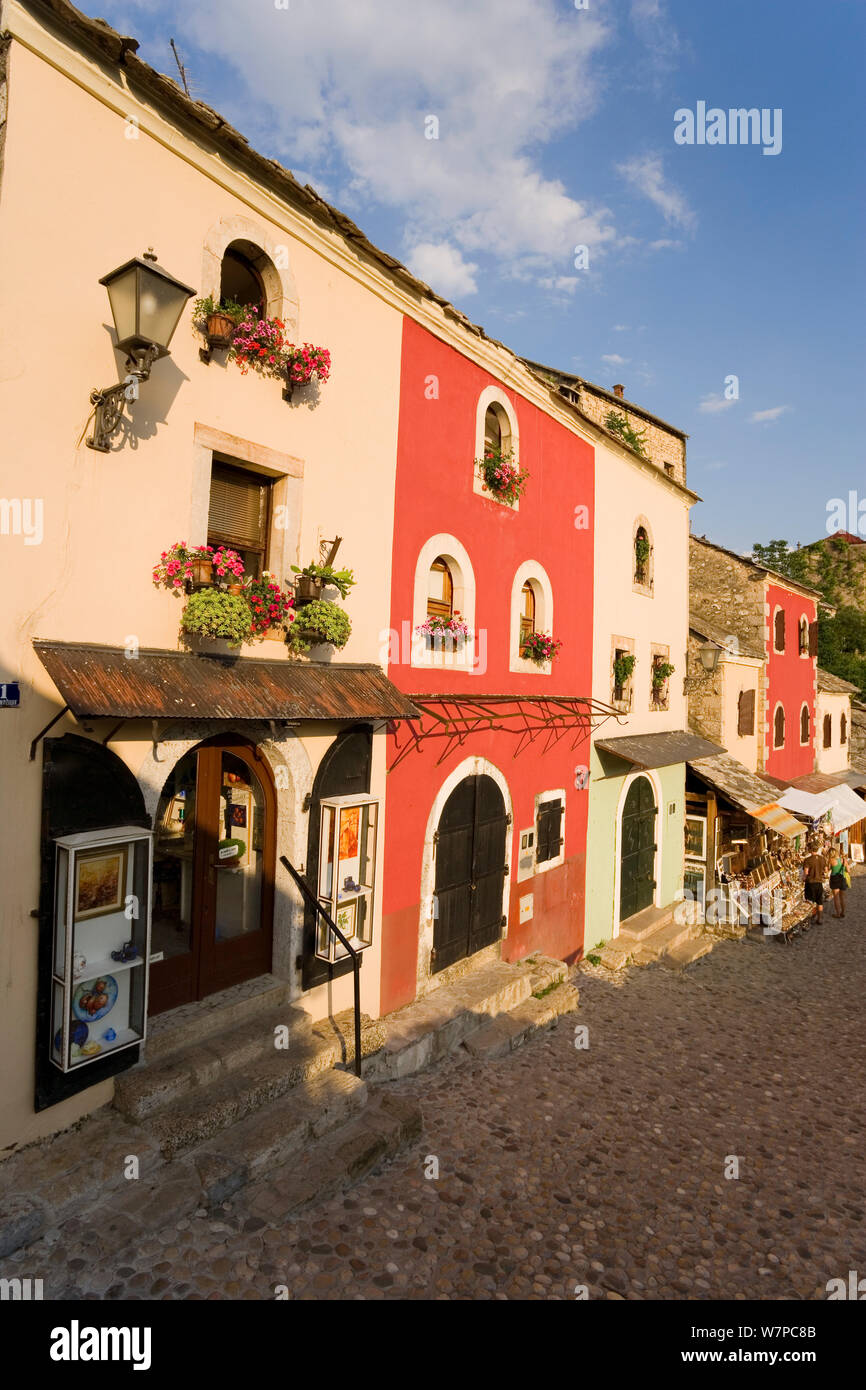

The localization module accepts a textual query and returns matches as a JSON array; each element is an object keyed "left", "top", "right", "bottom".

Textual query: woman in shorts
[{"left": 828, "top": 845, "right": 850, "bottom": 919}]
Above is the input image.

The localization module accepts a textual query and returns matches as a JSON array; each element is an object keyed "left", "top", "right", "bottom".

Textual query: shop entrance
[
  {"left": 619, "top": 775, "right": 657, "bottom": 922},
  {"left": 432, "top": 774, "right": 508, "bottom": 973},
  {"left": 149, "top": 738, "right": 276, "bottom": 1015}
]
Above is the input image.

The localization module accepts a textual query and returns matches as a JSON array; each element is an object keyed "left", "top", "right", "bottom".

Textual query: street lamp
[
  {"left": 87, "top": 248, "right": 195, "bottom": 452},
  {"left": 684, "top": 641, "right": 722, "bottom": 692}
]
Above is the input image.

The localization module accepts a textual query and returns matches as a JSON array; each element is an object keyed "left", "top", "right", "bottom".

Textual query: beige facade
[{"left": 816, "top": 688, "right": 853, "bottom": 776}]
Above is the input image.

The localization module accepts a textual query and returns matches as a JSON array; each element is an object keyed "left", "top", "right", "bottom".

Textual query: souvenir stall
[
  {"left": 686, "top": 756, "right": 806, "bottom": 932},
  {"left": 777, "top": 784, "right": 866, "bottom": 863}
]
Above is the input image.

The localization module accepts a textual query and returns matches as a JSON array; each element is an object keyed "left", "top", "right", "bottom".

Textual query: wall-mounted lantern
[
  {"left": 684, "top": 642, "right": 722, "bottom": 693},
  {"left": 87, "top": 249, "right": 195, "bottom": 452}
]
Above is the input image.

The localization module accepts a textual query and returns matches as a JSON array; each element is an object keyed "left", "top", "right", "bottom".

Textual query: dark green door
[
  {"left": 620, "top": 776, "right": 657, "bottom": 921},
  {"left": 433, "top": 775, "right": 509, "bottom": 973}
]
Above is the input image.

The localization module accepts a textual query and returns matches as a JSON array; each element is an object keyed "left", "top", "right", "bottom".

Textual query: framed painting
[{"left": 74, "top": 845, "right": 128, "bottom": 921}]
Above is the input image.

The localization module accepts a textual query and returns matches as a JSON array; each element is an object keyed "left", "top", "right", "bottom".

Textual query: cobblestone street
[{"left": 4, "top": 878, "right": 865, "bottom": 1301}]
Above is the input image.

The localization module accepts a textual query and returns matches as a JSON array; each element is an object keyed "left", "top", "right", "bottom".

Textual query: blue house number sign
[{"left": 0, "top": 683, "right": 20, "bottom": 707}]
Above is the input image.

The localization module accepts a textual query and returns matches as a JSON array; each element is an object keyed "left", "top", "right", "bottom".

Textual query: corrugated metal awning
[
  {"left": 32, "top": 641, "right": 420, "bottom": 722},
  {"left": 596, "top": 730, "right": 724, "bottom": 770},
  {"left": 745, "top": 802, "right": 805, "bottom": 840}
]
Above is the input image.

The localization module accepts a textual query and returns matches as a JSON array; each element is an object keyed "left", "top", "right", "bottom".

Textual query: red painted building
[
  {"left": 380, "top": 318, "right": 595, "bottom": 1014},
  {"left": 764, "top": 581, "right": 818, "bottom": 781}
]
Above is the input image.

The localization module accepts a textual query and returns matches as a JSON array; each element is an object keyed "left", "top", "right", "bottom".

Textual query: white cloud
[
  {"left": 538, "top": 276, "right": 581, "bottom": 296},
  {"left": 135, "top": 0, "right": 619, "bottom": 296},
  {"left": 699, "top": 393, "right": 736, "bottom": 414},
  {"left": 612, "top": 324, "right": 631, "bottom": 332},
  {"left": 750, "top": 406, "right": 791, "bottom": 423},
  {"left": 602, "top": 353, "right": 629, "bottom": 366},
  {"left": 406, "top": 242, "right": 478, "bottom": 298},
  {"left": 618, "top": 153, "right": 697, "bottom": 232},
  {"left": 648, "top": 238, "right": 684, "bottom": 251},
  {"left": 629, "top": 0, "right": 686, "bottom": 85}
]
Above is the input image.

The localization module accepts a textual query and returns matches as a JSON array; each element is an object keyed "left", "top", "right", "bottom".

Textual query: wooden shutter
[
  {"left": 738, "top": 689, "right": 755, "bottom": 736},
  {"left": 774, "top": 609, "right": 786, "bottom": 652},
  {"left": 808, "top": 621, "right": 819, "bottom": 657},
  {"left": 208, "top": 464, "right": 268, "bottom": 551},
  {"left": 536, "top": 799, "right": 563, "bottom": 864}
]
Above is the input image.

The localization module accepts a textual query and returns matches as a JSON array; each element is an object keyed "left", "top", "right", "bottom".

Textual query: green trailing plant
[
  {"left": 613, "top": 653, "right": 636, "bottom": 690},
  {"left": 652, "top": 660, "right": 675, "bottom": 687},
  {"left": 605, "top": 410, "right": 649, "bottom": 459},
  {"left": 287, "top": 599, "right": 352, "bottom": 652},
  {"left": 180, "top": 589, "right": 253, "bottom": 648},
  {"left": 635, "top": 536, "right": 651, "bottom": 565},
  {"left": 290, "top": 562, "right": 356, "bottom": 599}
]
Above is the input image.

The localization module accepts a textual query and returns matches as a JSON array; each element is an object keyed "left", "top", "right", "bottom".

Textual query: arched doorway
[
  {"left": 619, "top": 775, "right": 657, "bottom": 922},
  {"left": 149, "top": 735, "right": 276, "bottom": 1015},
  {"left": 433, "top": 774, "right": 509, "bottom": 973}
]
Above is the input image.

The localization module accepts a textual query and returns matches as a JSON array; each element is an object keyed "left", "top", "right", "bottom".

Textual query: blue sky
[{"left": 96, "top": 0, "right": 865, "bottom": 552}]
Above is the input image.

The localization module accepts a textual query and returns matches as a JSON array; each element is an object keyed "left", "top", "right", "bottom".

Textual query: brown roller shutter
[{"left": 208, "top": 463, "right": 268, "bottom": 553}]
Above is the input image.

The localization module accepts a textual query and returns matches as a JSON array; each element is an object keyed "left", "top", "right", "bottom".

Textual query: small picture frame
[
  {"left": 334, "top": 899, "right": 357, "bottom": 941},
  {"left": 74, "top": 845, "right": 128, "bottom": 921}
]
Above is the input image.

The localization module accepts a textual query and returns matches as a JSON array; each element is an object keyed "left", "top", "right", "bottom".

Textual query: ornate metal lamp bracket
[{"left": 87, "top": 344, "right": 160, "bottom": 452}]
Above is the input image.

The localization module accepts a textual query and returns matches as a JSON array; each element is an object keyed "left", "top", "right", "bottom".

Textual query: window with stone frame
[
  {"left": 737, "top": 688, "right": 756, "bottom": 737},
  {"left": 800, "top": 703, "right": 810, "bottom": 745},
  {"left": 774, "top": 704, "right": 786, "bottom": 748},
  {"left": 798, "top": 616, "right": 809, "bottom": 656},
  {"left": 774, "top": 607, "right": 786, "bottom": 653},
  {"left": 519, "top": 581, "right": 536, "bottom": 652},
  {"left": 842, "top": 712, "right": 848, "bottom": 745},
  {"left": 612, "top": 642, "right": 635, "bottom": 707},
  {"left": 535, "top": 797, "right": 564, "bottom": 866},
  {"left": 208, "top": 460, "right": 272, "bottom": 578},
  {"left": 823, "top": 714, "right": 832, "bottom": 749},
  {"left": 650, "top": 649, "right": 672, "bottom": 710}
]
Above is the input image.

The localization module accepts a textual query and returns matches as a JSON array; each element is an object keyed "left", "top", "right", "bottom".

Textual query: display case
[
  {"left": 51, "top": 826, "right": 153, "bottom": 1072},
  {"left": 316, "top": 795, "right": 378, "bottom": 961}
]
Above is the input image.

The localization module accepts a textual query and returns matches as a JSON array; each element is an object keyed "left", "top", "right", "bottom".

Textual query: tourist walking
[
  {"left": 829, "top": 844, "right": 851, "bottom": 919},
  {"left": 803, "top": 837, "right": 828, "bottom": 924}
]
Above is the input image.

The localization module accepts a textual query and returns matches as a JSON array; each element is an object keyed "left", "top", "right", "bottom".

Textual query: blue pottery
[{"left": 103, "top": 1027, "right": 117, "bottom": 1042}]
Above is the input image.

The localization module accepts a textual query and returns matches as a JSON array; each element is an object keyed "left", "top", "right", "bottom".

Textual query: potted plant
[
  {"left": 287, "top": 599, "right": 351, "bottom": 656},
  {"left": 634, "top": 534, "right": 651, "bottom": 582},
  {"left": 153, "top": 542, "right": 214, "bottom": 592},
  {"left": 521, "top": 631, "right": 562, "bottom": 664},
  {"left": 245, "top": 572, "right": 295, "bottom": 639},
  {"left": 193, "top": 296, "right": 245, "bottom": 348},
  {"left": 652, "top": 660, "right": 675, "bottom": 703},
  {"left": 291, "top": 561, "right": 355, "bottom": 604},
  {"left": 283, "top": 343, "right": 332, "bottom": 400},
  {"left": 228, "top": 311, "right": 288, "bottom": 378},
  {"left": 476, "top": 446, "right": 530, "bottom": 506},
  {"left": 180, "top": 589, "right": 253, "bottom": 650},
  {"left": 209, "top": 545, "right": 247, "bottom": 591},
  {"left": 415, "top": 613, "right": 472, "bottom": 652},
  {"left": 613, "top": 653, "right": 636, "bottom": 701}
]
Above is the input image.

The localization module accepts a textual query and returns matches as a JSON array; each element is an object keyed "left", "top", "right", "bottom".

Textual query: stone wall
[
  {"left": 689, "top": 539, "right": 767, "bottom": 655},
  {"left": 687, "top": 630, "right": 723, "bottom": 743},
  {"left": 578, "top": 385, "right": 687, "bottom": 486},
  {"left": 851, "top": 705, "right": 866, "bottom": 771}
]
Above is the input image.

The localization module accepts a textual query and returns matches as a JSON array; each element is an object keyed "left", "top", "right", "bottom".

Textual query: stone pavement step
[
  {"left": 618, "top": 904, "right": 676, "bottom": 942},
  {"left": 144, "top": 974, "right": 296, "bottom": 1062},
  {"left": 629, "top": 917, "right": 700, "bottom": 963},
  {"left": 114, "top": 1001, "right": 316, "bottom": 1122},
  {"left": 463, "top": 980, "right": 581, "bottom": 1060},
  {"left": 143, "top": 1028, "right": 347, "bottom": 1159},
  {"left": 662, "top": 936, "right": 716, "bottom": 970},
  {"left": 364, "top": 957, "right": 546, "bottom": 1081},
  {"left": 244, "top": 1091, "right": 423, "bottom": 1223},
  {"left": 191, "top": 1070, "right": 368, "bottom": 1204}
]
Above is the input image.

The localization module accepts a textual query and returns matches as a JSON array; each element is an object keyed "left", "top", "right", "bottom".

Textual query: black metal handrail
[{"left": 280, "top": 855, "right": 362, "bottom": 1078}]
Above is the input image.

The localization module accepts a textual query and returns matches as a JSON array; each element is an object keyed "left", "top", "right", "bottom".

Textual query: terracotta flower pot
[
  {"left": 206, "top": 311, "right": 236, "bottom": 347},
  {"left": 227, "top": 583, "right": 245, "bottom": 596},
  {"left": 189, "top": 556, "right": 213, "bottom": 588}
]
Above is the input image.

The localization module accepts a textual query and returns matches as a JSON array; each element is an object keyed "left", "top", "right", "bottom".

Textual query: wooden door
[
  {"left": 433, "top": 775, "right": 508, "bottom": 973},
  {"left": 619, "top": 776, "right": 657, "bottom": 922},
  {"left": 149, "top": 739, "right": 275, "bottom": 1014}
]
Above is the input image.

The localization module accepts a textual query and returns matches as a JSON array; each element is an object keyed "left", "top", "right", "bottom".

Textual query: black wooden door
[
  {"left": 433, "top": 775, "right": 508, "bottom": 973},
  {"left": 619, "top": 775, "right": 657, "bottom": 921}
]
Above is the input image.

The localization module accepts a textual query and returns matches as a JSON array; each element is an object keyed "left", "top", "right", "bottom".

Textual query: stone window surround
[
  {"left": 611, "top": 635, "right": 636, "bottom": 712},
  {"left": 473, "top": 385, "right": 521, "bottom": 509},
  {"left": 800, "top": 701, "right": 811, "bottom": 746},
  {"left": 509, "top": 561, "right": 554, "bottom": 675},
  {"left": 798, "top": 613, "right": 810, "bottom": 659},
  {"left": 411, "top": 533, "right": 477, "bottom": 672},
  {"left": 773, "top": 701, "right": 786, "bottom": 749},
  {"left": 201, "top": 214, "right": 299, "bottom": 337},
  {"left": 632, "top": 515, "right": 654, "bottom": 597},
  {"left": 534, "top": 787, "right": 566, "bottom": 875},
  {"left": 772, "top": 604, "right": 786, "bottom": 654},
  {"left": 650, "top": 641, "right": 671, "bottom": 712}
]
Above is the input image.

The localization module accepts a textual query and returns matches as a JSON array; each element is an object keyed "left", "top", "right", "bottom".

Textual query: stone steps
[
  {"left": 628, "top": 916, "right": 701, "bottom": 963},
  {"left": 114, "top": 1002, "right": 315, "bottom": 1123},
  {"left": 662, "top": 936, "right": 716, "bottom": 970},
  {"left": 145, "top": 974, "right": 296, "bottom": 1062},
  {"left": 463, "top": 980, "right": 580, "bottom": 1060}
]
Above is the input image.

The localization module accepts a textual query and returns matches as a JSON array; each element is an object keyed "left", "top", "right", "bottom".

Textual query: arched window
[
  {"left": 774, "top": 607, "right": 786, "bottom": 653},
  {"left": 774, "top": 704, "right": 786, "bottom": 748},
  {"left": 519, "top": 581, "right": 536, "bottom": 648},
  {"left": 823, "top": 714, "right": 832, "bottom": 748},
  {"left": 220, "top": 241, "right": 267, "bottom": 314},
  {"left": 841, "top": 713, "right": 848, "bottom": 745},
  {"left": 427, "top": 556, "right": 454, "bottom": 622},
  {"left": 484, "top": 404, "right": 506, "bottom": 456},
  {"left": 634, "top": 525, "right": 651, "bottom": 585},
  {"left": 798, "top": 616, "right": 809, "bottom": 656},
  {"left": 800, "top": 704, "right": 810, "bottom": 744}
]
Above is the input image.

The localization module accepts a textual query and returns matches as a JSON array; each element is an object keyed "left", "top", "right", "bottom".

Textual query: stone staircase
[
  {"left": 0, "top": 955, "right": 579, "bottom": 1257},
  {"left": 592, "top": 904, "right": 715, "bottom": 974}
]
